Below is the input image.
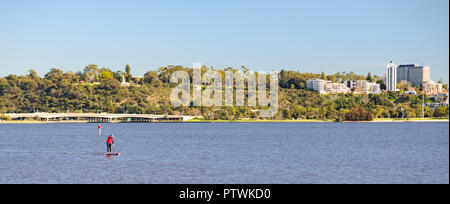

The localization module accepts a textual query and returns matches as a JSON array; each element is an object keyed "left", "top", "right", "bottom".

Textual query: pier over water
[{"left": 4, "top": 113, "right": 195, "bottom": 123}]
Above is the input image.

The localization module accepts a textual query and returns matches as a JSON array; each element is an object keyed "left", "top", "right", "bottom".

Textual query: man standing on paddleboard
[{"left": 106, "top": 134, "right": 115, "bottom": 153}]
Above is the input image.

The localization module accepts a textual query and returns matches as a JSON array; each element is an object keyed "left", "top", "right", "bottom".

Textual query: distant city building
[
  {"left": 332, "top": 83, "right": 352, "bottom": 94},
  {"left": 425, "top": 102, "right": 449, "bottom": 109},
  {"left": 306, "top": 79, "right": 327, "bottom": 94},
  {"left": 344, "top": 80, "right": 381, "bottom": 94},
  {"left": 356, "top": 80, "right": 380, "bottom": 94},
  {"left": 324, "top": 80, "right": 333, "bottom": 93},
  {"left": 344, "top": 80, "right": 356, "bottom": 90},
  {"left": 386, "top": 61, "right": 398, "bottom": 91},
  {"left": 369, "top": 83, "right": 381, "bottom": 94},
  {"left": 423, "top": 81, "right": 443, "bottom": 96},
  {"left": 429, "top": 92, "right": 449, "bottom": 105},
  {"left": 404, "top": 87, "right": 417, "bottom": 95},
  {"left": 306, "top": 79, "right": 351, "bottom": 94},
  {"left": 397, "top": 65, "right": 409, "bottom": 84},
  {"left": 397, "top": 64, "right": 430, "bottom": 86}
]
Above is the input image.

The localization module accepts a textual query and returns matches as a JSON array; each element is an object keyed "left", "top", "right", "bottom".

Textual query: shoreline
[{"left": 0, "top": 118, "right": 448, "bottom": 124}]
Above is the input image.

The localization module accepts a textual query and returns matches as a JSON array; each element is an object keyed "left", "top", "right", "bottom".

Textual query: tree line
[{"left": 0, "top": 65, "right": 448, "bottom": 121}]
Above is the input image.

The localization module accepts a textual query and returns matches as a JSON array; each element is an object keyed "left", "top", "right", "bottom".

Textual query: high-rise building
[
  {"left": 396, "top": 64, "right": 430, "bottom": 86},
  {"left": 397, "top": 65, "right": 409, "bottom": 83},
  {"left": 386, "top": 61, "right": 398, "bottom": 91}
]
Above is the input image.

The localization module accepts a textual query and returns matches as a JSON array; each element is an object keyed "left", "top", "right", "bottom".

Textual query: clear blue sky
[{"left": 0, "top": 0, "right": 448, "bottom": 82}]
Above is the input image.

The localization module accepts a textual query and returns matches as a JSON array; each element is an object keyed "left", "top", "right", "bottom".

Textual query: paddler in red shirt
[{"left": 106, "top": 134, "right": 115, "bottom": 153}]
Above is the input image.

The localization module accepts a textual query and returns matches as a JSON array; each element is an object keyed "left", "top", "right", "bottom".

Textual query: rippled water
[{"left": 0, "top": 122, "right": 448, "bottom": 184}]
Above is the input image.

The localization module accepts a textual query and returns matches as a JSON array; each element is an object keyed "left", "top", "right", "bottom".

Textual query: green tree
[
  {"left": 143, "top": 71, "right": 160, "bottom": 86},
  {"left": 397, "top": 81, "right": 409, "bottom": 92},
  {"left": 125, "top": 64, "right": 132, "bottom": 82},
  {"left": 344, "top": 105, "right": 374, "bottom": 121},
  {"left": 99, "top": 71, "right": 114, "bottom": 82},
  {"left": 320, "top": 71, "right": 327, "bottom": 80},
  {"left": 366, "top": 72, "right": 374, "bottom": 82},
  {"left": 28, "top": 70, "right": 40, "bottom": 80},
  {"left": 83, "top": 64, "right": 100, "bottom": 83},
  {"left": 0, "top": 113, "right": 10, "bottom": 121},
  {"left": 434, "top": 106, "right": 449, "bottom": 118}
]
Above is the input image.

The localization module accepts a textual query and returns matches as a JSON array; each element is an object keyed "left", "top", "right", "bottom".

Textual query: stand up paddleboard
[{"left": 105, "top": 153, "right": 120, "bottom": 156}]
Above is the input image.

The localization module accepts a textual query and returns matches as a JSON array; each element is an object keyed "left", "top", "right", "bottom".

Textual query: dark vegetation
[{"left": 0, "top": 65, "right": 448, "bottom": 121}]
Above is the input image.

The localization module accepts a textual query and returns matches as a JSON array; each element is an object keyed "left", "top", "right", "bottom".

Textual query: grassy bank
[{"left": 373, "top": 118, "right": 449, "bottom": 122}]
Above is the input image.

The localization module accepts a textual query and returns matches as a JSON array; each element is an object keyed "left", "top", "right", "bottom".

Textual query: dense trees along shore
[{"left": 0, "top": 65, "right": 448, "bottom": 121}]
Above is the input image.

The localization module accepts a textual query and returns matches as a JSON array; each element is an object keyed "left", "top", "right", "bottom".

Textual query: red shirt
[{"left": 106, "top": 136, "right": 114, "bottom": 144}]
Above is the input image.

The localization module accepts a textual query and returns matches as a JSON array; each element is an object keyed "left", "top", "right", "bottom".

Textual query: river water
[{"left": 0, "top": 122, "right": 448, "bottom": 184}]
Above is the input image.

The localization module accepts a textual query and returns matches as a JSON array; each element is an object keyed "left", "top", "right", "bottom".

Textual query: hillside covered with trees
[{"left": 0, "top": 65, "right": 448, "bottom": 121}]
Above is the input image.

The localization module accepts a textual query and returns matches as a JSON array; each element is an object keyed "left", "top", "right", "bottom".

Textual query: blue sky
[{"left": 0, "top": 0, "right": 448, "bottom": 82}]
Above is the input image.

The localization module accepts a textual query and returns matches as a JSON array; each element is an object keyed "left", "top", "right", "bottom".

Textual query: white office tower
[{"left": 386, "top": 61, "right": 398, "bottom": 91}]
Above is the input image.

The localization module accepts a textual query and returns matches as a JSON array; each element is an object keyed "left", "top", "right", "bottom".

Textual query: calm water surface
[{"left": 0, "top": 122, "right": 448, "bottom": 184}]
